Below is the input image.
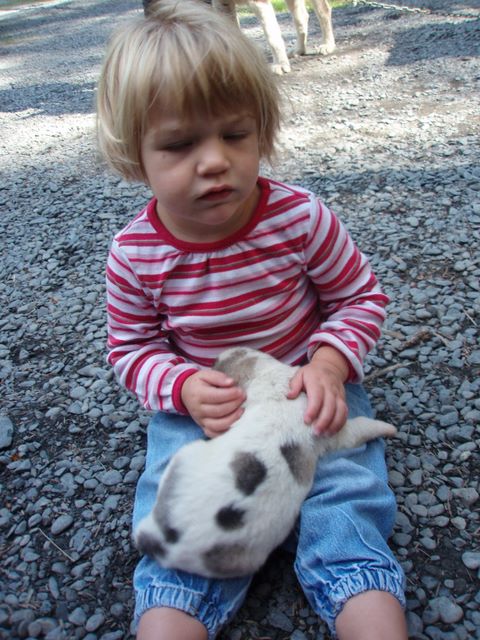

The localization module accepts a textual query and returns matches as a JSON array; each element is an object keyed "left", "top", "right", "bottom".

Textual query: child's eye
[
  {"left": 224, "top": 131, "right": 249, "bottom": 141},
  {"left": 163, "top": 140, "right": 193, "bottom": 152}
]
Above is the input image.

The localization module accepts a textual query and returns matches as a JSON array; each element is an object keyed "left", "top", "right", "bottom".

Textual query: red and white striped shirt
[{"left": 106, "top": 177, "right": 388, "bottom": 413}]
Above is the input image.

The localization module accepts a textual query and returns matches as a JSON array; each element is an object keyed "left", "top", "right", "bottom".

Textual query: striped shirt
[{"left": 106, "top": 177, "right": 388, "bottom": 413}]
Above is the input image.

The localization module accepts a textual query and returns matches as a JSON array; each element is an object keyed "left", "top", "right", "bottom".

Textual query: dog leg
[
  {"left": 285, "top": 0, "right": 309, "bottom": 55},
  {"left": 310, "top": 0, "right": 335, "bottom": 54},
  {"left": 250, "top": 0, "right": 291, "bottom": 74}
]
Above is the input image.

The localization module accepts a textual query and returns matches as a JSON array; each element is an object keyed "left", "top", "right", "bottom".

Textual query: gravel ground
[{"left": 1, "top": 0, "right": 479, "bottom": 638}]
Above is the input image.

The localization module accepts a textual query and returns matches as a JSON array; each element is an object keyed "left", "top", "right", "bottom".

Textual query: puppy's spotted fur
[{"left": 134, "top": 348, "right": 396, "bottom": 578}]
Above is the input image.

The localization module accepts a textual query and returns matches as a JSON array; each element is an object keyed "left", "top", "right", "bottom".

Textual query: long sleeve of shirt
[
  {"left": 106, "top": 177, "right": 389, "bottom": 413},
  {"left": 303, "top": 197, "right": 388, "bottom": 380}
]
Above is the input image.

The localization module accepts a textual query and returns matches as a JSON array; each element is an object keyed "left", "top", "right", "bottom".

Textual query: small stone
[
  {"left": 291, "top": 631, "right": 308, "bottom": 640},
  {"left": 462, "top": 551, "right": 480, "bottom": 570},
  {"left": 51, "top": 514, "right": 74, "bottom": 535},
  {"left": 0, "top": 415, "right": 14, "bottom": 449},
  {"left": 100, "top": 470, "right": 123, "bottom": 486},
  {"left": 85, "top": 612, "right": 105, "bottom": 632},
  {"left": 393, "top": 532, "right": 412, "bottom": 546},
  {"left": 68, "top": 607, "right": 87, "bottom": 626},
  {"left": 267, "top": 609, "right": 294, "bottom": 633},
  {"left": 452, "top": 487, "right": 479, "bottom": 506},
  {"left": 420, "top": 536, "right": 437, "bottom": 551},
  {"left": 67, "top": 401, "right": 84, "bottom": 415},
  {"left": 388, "top": 470, "right": 405, "bottom": 487},
  {"left": 70, "top": 386, "right": 87, "bottom": 400},
  {"left": 436, "top": 597, "right": 464, "bottom": 624},
  {"left": 409, "top": 469, "right": 423, "bottom": 486},
  {"left": 440, "top": 410, "right": 459, "bottom": 427},
  {"left": 406, "top": 610, "right": 423, "bottom": 636},
  {"left": 451, "top": 516, "right": 467, "bottom": 530}
]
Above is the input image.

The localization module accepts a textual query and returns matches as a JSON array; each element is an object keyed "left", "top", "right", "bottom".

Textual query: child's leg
[
  {"left": 137, "top": 607, "right": 208, "bottom": 640},
  {"left": 132, "top": 412, "right": 252, "bottom": 640},
  {"left": 293, "top": 383, "right": 407, "bottom": 639},
  {"left": 336, "top": 590, "right": 407, "bottom": 640}
]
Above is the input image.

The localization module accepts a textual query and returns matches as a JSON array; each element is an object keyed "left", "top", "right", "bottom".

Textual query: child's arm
[
  {"left": 289, "top": 200, "right": 389, "bottom": 435},
  {"left": 107, "top": 240, "right": 246, "bottom": 434},
  {"left": 287, "top": 345, "right": 349, "bottom": 436},
  {"left": 106, "top": 241, "right": 200, "bottom": 414}
]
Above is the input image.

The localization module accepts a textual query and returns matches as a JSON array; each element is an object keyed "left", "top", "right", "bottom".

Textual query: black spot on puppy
[
  {"left": 136, "top": 531, "right": 167, "bottom": 558},
  {"left": 280, "top": 442, "right": 312, "bottom": 486},
  {"left": 216, "top": 504, "right": 245, "bottom": 530},
  {"left": 230, "top": 452, "right": 267, "bottom": 495},
  {"left": 203, "top": 543, "right": 249, "bottom": 577},
  {"left": 163, "top": 526, "right": 181, "bottom": 543}
]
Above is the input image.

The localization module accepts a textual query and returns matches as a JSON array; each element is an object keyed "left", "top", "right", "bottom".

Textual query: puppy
[{"left": 134, "top": 347, "right": 396, "bottom": 578}]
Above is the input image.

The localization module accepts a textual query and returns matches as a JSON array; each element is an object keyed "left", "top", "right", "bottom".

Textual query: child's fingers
[
  {"left": 203, "top": 406, "right": 245, "bottom": 438},
  {"left": 201, "top": 398, "right": 245, "bottom": 419},
  {"left": 200, "top": 384, "right": 245, "bottom": 407},
  {"left": 303, "top": 388, "right": 324, "bottom": 425},
  {"left": 312, "top": 397, "right": 348, "bottom": 436},
  {"left": 287, "top": 370, "right": 304, "bottom": 399},
  {"left": 200, "top": 369, "right": 238, "bottom": 388},
  {"left": 301, "top": 374, "right": 325, "bottom": 424}
]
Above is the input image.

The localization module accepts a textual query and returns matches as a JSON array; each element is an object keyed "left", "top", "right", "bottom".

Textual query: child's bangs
[{"left": 149, "top": 29, "right": 262, "bottom": 121}]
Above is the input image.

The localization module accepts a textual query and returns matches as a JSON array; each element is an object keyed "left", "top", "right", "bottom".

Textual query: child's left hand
[{"left": 287, "top": 346, "right": 349, "bottom": 436}]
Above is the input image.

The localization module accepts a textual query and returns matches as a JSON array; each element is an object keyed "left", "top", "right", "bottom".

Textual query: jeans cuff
[
  {"left": 134, "top": 584, "right": 222, "bottom": 640},
  {"left": 328, "top": 568, "right": 407, "bottom": 638}
]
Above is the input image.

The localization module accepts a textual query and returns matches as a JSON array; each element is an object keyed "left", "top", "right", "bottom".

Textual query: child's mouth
[{"left": 199, "top": 187, "right": 234, "bottom": 202}]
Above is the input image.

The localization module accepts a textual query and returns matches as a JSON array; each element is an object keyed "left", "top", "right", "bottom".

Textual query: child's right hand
[{"left": 181, "top": 370, "right": 246, "bottom": 438}]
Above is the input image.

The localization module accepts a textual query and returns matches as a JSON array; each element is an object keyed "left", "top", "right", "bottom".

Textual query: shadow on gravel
[
  {"left": 0, "top": 0, "right": 135, "bottom": 39},
  {"left": 397, "top": 0, "right": 480, "bottom": 9},
  {"left": 0, "top": 80, "right": 96, "bottom": 114},
  {"left": 387, "top": 17, "right": 480, "bottom": 65},
  {"left": 0, "top": 2, "right": 138, "bottom": 115}
]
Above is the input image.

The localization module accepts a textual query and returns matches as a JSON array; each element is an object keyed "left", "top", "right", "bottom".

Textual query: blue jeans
[{"left": 132, "top": 384, "right": 406, "bottom": 638}]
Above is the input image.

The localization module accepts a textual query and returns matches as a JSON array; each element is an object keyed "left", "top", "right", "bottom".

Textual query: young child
[{"left": 97, "top": 1, "right": 407, "bottom": 638}]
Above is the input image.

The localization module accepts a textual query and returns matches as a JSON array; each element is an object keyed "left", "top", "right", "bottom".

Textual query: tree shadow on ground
[
  {"left": 0, "top": 0, "right": 138, "bottom": 115},
  {"left": 0, "top": 80, "right": 96, "bottom": 115},
  {"left": 386, "top": 16, "right": 480, "bottom": 65}
]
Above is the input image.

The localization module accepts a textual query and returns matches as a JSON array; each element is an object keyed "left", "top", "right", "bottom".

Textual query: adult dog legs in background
[{"left": 213, "top": 0, "right": 335, "bottom": 74}]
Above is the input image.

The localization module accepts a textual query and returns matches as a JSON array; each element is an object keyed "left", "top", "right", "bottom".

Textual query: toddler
[{"left": 97, "top": 1, "right": 407, "bottom": 638}]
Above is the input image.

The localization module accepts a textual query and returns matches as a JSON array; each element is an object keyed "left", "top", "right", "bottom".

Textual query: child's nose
[{"left": 197, "top": 138, "right": 230, "bottom": 175}]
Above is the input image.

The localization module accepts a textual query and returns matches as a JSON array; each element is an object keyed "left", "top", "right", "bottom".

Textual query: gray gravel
[{"left": 1, "top": 0, "right": 479, "bottom": 638}]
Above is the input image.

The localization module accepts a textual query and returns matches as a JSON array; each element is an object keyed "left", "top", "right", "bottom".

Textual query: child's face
[{"left": 141, "top": 108, "right": 261, "bottom": 243}]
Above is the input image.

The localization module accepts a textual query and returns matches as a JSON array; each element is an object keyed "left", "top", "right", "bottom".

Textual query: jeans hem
[
  {"left": 134, "top": 584, "right": 222, "bottom": 640},
  {"left": 327, "top": 568, "right": 407, "bottom": 638}
]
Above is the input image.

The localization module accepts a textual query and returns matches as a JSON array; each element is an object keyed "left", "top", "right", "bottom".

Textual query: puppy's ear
[{"left": 214, "top": 349, "right": 258, "bottom": 389}]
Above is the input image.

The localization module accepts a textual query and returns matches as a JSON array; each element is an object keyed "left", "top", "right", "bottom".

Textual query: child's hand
[
  {"left": 181, "top": 370, "right": 246, "bottom": 438},
  {"left": 287, "top": 347, "right": 349, "bottom": 437}
]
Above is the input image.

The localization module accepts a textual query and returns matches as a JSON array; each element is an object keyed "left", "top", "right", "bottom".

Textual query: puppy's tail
[{"left": 317, "top": 416, "right": 396, "bottom": 455}]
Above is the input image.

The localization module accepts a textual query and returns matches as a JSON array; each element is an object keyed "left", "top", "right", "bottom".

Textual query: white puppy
[{"left": 134, "top": 347, "right": 396, "bottom": 578}]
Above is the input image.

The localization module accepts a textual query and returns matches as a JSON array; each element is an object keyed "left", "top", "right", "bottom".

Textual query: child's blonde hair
[{"left": 97, "top": 0, "right": 281, "bottom": 182}]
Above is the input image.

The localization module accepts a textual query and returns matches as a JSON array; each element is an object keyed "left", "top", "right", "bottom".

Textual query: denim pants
[{"left": 132, "top": 384, "right": 406, "bottom": 638}]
